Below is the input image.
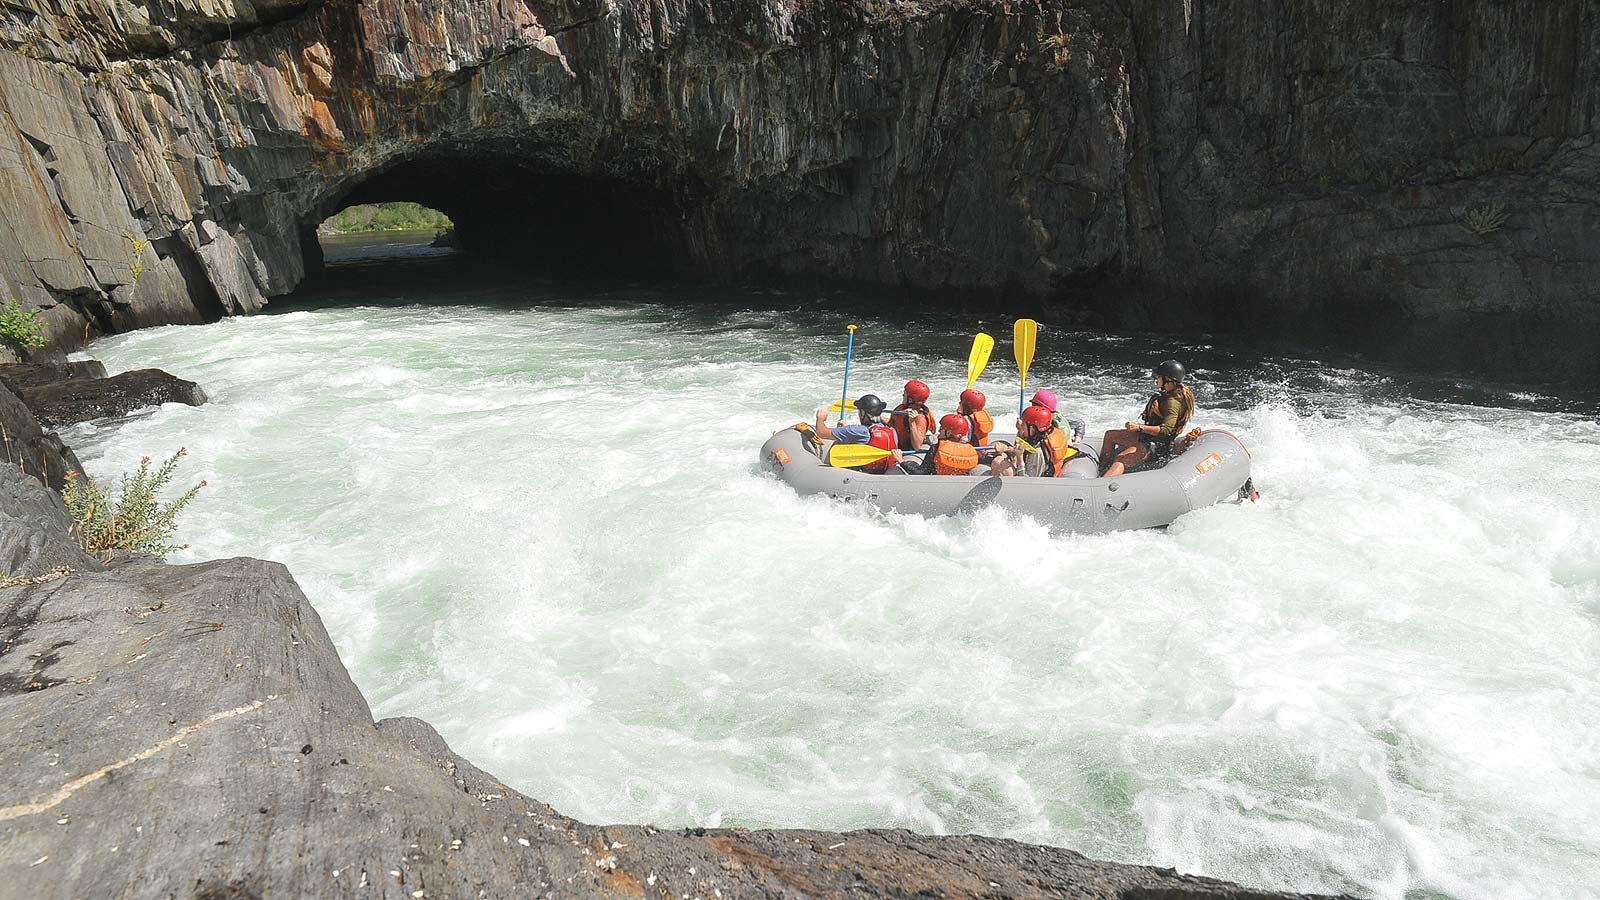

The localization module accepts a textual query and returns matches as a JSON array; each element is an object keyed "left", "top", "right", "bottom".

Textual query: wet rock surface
[
  {"left": 0, "top": 1, "right": 1596, "bottom": 383},
  {"left": 2, "top": 366, "right": 207, "bottom": 429}
]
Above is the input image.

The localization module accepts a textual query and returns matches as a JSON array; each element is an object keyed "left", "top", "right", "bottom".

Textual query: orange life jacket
[
  {"left": 861, "top": 423, "right": 898, "bottom": 473},
  {"left": 964, "top": 409, "right": 994, "bottom": 446},
  {"left": 931, "top": 440, "right": 979, "bottom": 476},
  {"left": 1037, "top": 426, "right": 1075, "bottom": 477},
  {"left": 892, "top": 403, "right": 935, "bottom": 451}
]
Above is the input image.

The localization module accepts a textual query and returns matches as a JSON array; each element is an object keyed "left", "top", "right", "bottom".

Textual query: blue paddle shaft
[
  {"left": 905, "top": 445, "right": 995, "bottom": 455},
  {"left": 839, "top": 329, "right": 856, "bottom": 426}
]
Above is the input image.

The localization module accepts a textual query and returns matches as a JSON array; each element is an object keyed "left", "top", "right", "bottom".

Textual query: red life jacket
[
  {"left": 931, "top": 440, "right": 979, "bottom": 476},
  {"left": 892, "top": 403, "right": 935, "bottom": 450},
  {"left": 861, "top": 424, "right": 897, "bottom": 473}
]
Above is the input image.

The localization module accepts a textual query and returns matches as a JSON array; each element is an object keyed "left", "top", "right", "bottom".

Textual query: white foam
[{"left": 71, "top": 303, "right": 1600, "bottom": 899}]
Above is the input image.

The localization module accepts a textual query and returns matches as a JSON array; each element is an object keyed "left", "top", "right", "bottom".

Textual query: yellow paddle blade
[
  {"left": 828, "top": 399, "right": 858, "bottom": 413},
  {"left": 1014, "top": 319, "right": 1038, "bottom": 387},
  {"left": 966, "top": 332, "right": 994, "bottom": 388},
  {"left": 827, "top": 443, "right": 893, "bottom": 468}
]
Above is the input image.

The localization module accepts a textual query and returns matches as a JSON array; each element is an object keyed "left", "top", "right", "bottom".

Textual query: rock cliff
[{"left": 1, "top": 1, "right": 1596, "bottom": 377}]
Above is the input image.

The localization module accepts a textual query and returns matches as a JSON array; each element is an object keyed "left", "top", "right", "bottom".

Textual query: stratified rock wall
[{"left": 1, "top": 2, "right": 1596, "bottom": 373}]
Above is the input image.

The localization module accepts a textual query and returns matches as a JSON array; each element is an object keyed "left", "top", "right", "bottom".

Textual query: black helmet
[
  {"left": 1154, "top": 360, "right": 1186, "bottom": 382},
  {"left": 855, "top": 394, "right": 887, "bottom": 417}
]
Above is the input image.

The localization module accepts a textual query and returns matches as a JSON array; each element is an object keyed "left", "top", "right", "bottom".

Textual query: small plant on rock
[
  {"left": 123, "top": 229, "right": 149, "bottom": 280},
  {"left": 1461, "top": 203, "right": 1508, "bottom": 236},
  {"left": 0, "top": 297, "right": 48, "bottom": 351},
  {"left": 1035, "top": 17, "right": 1073, "bottom": 69},
  {"left": 64, "top": 449, "right": 206, "bottom": 560}
]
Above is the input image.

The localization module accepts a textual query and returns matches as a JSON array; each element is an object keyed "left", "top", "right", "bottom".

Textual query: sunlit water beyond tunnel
[{"left": 64, "top": 236, "right": 1600, "bottom": 900}]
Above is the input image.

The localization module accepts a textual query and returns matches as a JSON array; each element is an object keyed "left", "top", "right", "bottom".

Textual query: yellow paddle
[
  {"left": 966, "top": 332, "right": 994, "bottom": 389},
  {"left": 827, "top": 399, "right": 858, "bottom": 413},
  {"left": 1014, "top": 318, "right": 1037, "bottom": 415},
  {"left": 827, "top": 444, "right": 897, "bottom": 468},
  {"left": 828, "top": 443, "right": 997, "bottom": 467}
]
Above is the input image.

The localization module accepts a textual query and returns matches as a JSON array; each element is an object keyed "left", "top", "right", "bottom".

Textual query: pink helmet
[{"left": 1029, "top": 389, "right": 1058, "bottom": 412}]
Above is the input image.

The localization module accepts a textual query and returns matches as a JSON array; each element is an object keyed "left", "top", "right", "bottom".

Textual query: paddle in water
[{"left": 1014, "top": 318, "right": 1037, "bottom": 416}]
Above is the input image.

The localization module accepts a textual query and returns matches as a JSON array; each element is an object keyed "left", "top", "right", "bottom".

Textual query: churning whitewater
[{"left": 66, "top": 283, "right": 1600, "bottom": 900}]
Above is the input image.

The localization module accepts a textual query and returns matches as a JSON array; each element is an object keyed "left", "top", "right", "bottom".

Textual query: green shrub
[
  {"left": 1461, "top": 203, "right": 1508, "bottom": 236},
  {"left": 123, "top": 230, "right": 149, "bottom": 280},
  {"left": 64, "top": 449, "right": 206, "bottom": 560},
  {"left": 0, "top": 298, "right": 48, "bottom": 350}
]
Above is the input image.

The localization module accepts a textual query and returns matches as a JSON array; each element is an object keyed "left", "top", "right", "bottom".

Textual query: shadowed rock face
[
  {"left": 0, "top": 382, "right": 82, "bottom": 491},
  {"left": 1, "top": 1, "right": 1597, "bottom": 382}
]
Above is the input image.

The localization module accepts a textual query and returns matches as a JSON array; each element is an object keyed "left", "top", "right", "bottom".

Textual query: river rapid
[{"left": 65, "top": 237, "right": 1600, "bottom": 900}]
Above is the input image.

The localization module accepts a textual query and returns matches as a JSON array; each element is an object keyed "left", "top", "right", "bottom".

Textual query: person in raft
[
  {"left": 1029, "top": 389, "right": 1087, "bottom": 443},
  {"left": 1097, "top": 359, "right": 1195, "bottom": 477},
  {"left": 908, "top": 414, "right": 981, "bottom": 476},
  {"left": 990, "top": 405, "right": 1075, "bottom": 476},
  {"left": 813, "top": 393, "right": 901, "bottom": 472},
  {"left": 957, "top": 389, "right": 994, "bottom": 447},
  {"left": 891, "top": 379, "right": 937, "bottom": 451}
]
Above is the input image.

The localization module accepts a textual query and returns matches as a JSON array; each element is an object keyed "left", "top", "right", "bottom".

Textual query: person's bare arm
[
  {"left": 910, "top": 415, "right": 929, "bottom": 447},
  {"left": 814, "top": 409, "right": 838, "bottom": 440}
]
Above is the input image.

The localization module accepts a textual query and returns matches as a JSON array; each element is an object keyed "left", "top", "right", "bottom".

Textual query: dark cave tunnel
[{"left": 298, "top": 149, "right": 699, "bottom": 285}]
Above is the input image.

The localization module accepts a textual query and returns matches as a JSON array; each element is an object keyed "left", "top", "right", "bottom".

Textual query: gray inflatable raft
[{"left": 758, "top": 427, "right": 1253, "bottom": 533}]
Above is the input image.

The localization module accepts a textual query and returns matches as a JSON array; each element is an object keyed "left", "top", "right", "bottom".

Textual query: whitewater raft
[{"left": 758, "top": 427, "right": 1253, "bottom": 533}]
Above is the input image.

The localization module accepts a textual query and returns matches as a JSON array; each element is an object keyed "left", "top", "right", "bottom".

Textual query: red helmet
[
  {"left": 939, "top": 414, "right": 970, "bottom": 439},
  {"left": 959, "top": 389, "right": 986, "bottom": 412},
  {"left": 903, "top": 380, "right": 931, "bottom": 404},
  {"left": 1021, "top": 405, "right": 1053, "bottom": 431}
]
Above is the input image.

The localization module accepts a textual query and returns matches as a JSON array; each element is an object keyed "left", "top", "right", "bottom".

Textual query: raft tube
[{"left": 758, "top": 427, "right": 1252, "bottom": 533}]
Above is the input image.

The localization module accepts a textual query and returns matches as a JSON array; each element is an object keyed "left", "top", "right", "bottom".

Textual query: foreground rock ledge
[{"left": 0, "top": 465, "right": 1341, "bottom": 900}]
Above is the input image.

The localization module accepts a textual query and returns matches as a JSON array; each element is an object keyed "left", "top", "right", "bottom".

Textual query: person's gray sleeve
[
  {"left": 1022, "top": 449, "right": 1047, "bottom": 477},
  {"left": 1066, "top": 415, "right": 1087, "bottom": 441}
]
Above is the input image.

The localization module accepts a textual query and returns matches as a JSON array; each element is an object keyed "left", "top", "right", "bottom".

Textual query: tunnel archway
[{"left": 298, "top": 145, "right": 705, "bottom": 283}]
